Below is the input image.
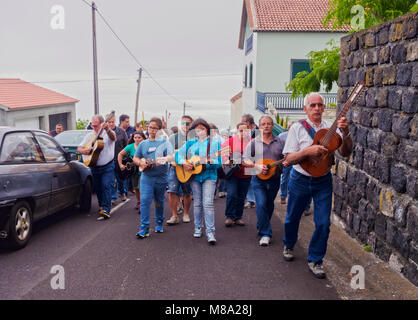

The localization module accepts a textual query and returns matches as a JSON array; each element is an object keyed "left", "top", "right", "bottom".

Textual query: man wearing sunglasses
[{"left": 165, "top": 115, "right": 194, "bottom": 225}]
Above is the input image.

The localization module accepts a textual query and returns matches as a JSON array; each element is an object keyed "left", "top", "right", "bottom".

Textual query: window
[
  {"left": 0, "top": 132, "right": 44, "bottom": 164},
  {"left": 291, "top": 59, "right": 311, "bottom": 81},
  {"left": 249, "top": 63, "right": 253, "bottom": 88},
  {"left": 244, "top": 65, "right": 248, "bottom": 88},
  {"left": 35, "top": 133, "right": 66, "bottom": 162}
]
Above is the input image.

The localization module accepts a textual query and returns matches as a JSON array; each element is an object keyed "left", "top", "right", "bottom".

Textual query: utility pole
[
  {"left": 183, "top": 102, "right": 186, "bottom": 116},
  {"left": 92, "top": 2, "right": 99, "bottom": 115},
  {"left": 134, "top": 68, "right": 143, "bottom": 124}
]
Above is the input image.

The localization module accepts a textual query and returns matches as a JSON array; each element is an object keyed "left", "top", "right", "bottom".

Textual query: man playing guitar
[
  {"left": 242, "top": 115, "right": 285, "bottom": 247},
  {"left": 281, "top": 92, "right": 353, "bottom": 279},
  {"left": 78, "top": 114, "right": 116, "bottom": 220}
]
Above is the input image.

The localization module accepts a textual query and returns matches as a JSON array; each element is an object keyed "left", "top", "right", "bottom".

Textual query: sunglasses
[{"left": 181, "top": 122, "right": 191, "bottom": 126}]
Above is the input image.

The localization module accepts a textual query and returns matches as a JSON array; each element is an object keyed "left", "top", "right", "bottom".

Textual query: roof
[
  {"left": 230, "top": 91, "right": 243, "bottom": 103},
  {"left": 0, "top": 79, "right": 78, "bottom": 110},
  {"left": 239, "top": 0, "right": 350, "bottom": 48}
]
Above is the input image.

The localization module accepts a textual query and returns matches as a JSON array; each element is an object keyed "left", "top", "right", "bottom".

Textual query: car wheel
[
  {"left": 7, "top": 201, "right": 33, "bottom": 249},
  {"left": 79, "top": 179, "right": 92, "bottom": 213}
]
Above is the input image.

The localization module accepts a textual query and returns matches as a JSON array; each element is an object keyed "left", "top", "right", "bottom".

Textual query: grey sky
[{"left": 0, "top": 0, "right": 244, "bottom": 129}]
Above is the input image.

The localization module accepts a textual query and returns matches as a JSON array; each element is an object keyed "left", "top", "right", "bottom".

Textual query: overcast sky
[{"left": 0, "top": 0, "right": 244, "bottom": 129}]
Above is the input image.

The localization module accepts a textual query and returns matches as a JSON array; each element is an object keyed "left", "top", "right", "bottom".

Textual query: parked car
[
  {"left": 55, "top": 130, "right": 93, "bottom": 161},
  {"left": 0, "top": 127, "right": 92, "bottom": 249}
]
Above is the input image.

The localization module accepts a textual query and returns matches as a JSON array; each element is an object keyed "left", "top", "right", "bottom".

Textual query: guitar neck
[{"left": 267, "top": 159, "right": 284, "bottom": 169}]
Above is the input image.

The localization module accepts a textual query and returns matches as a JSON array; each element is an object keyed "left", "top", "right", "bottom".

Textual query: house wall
[
  {"left": 4, "top": 103, "right": 76, "bottom": 131},
  {"left": 230, "top": 96, "right": 243, "bottom": 128}
]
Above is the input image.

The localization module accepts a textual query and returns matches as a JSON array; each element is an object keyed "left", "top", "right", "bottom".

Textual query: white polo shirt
[
  {"left": 79, "top": 130, "right": 115, "bottom": 166},
  {"left": 282, "top": 119, "right": 342, "bottom": 177}
]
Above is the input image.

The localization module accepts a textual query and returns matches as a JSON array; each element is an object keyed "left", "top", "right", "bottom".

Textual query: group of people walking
[{"left": 78, "top": 92, "right": 353, "bottom": 279}]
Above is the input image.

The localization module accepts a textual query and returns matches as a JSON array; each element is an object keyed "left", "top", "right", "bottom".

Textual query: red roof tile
[
  {"left": 0, "top": 79, "right": 78, "bottom": 110},
  {"left": 240, "top": 0, "right": 350, "bottom": 41}
]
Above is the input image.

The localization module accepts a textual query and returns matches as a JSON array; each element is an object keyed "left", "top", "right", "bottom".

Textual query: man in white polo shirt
[
  {"left": 78, "top": 114, "right": 116, "bottom": 219},
  {"left": 281, "top": 93, "right": 353, "bottom": 279}
]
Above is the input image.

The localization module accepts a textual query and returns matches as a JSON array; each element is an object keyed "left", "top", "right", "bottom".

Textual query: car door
[
  {"left": 34, "top": 132, "right": 80, "bottom": 214},
  {"left": 0, "top": 131, "right": 51, "bottom": 220}
]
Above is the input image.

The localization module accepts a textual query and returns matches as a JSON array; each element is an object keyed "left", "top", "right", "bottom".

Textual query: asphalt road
[{"left": 0, "top": 192, "right": 340, "bottom": 300}]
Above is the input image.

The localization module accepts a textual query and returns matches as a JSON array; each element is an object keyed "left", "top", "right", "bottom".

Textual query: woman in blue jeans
[{"left": 175, "top": 118, "right": 221, "bottom": 245}]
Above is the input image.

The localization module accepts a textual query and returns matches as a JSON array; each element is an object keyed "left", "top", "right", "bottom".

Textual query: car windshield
[{"left": 55, "top": 131, "right": 91, "bottom": 145}]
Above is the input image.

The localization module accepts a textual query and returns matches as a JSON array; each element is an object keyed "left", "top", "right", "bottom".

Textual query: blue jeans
[
  {"left": 91, "top": 161, "right": 115, "bottom": 213},
  {"left": 139, "top": 174, "right": 167, "bottom": 230},
  {"left": 283, "top": 170, "right": 333, "bottom": 263},
  {"left": 246, "top": 177, "right": 255, "bottom": 203},
  {"left": 252, "top": 176, "right": 281, "bottom": 238},
  {"left": 225, "top": 176, "right": 251, "bottom": 220},
  {"left": 112, "top": 169, "right": 128, "bottom": 200},
  {"left": 167, "top": 166, "right": 192, "bottom": 196},
  {"left": 191, "top": 179, "right": 217, "bottom": 234},
  {"left": 280, "top": 166, "right": 292, "bottom": 199}
]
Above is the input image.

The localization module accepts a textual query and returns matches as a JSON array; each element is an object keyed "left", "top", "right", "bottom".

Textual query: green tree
[
  {"left": 286, "top": 0, "right": 416, "bottom": 98},
  {"left": 76, "top": 118, "right": 89, "bottom": 130}
]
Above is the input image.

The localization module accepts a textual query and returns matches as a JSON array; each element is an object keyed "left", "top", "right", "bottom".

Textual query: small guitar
[
  {"left": 116, "top": 156, "right": 138, "bottom": 180},
  {"left": 256, "top": 158, "right": 285, "bottom": 180},
  {"left": 138, "top": 157, "right": 168, "bottom": 172},
  {"left": 176, "top": 146, "right": 230, "bottom": 183},
  {"left": 82, "top": 110, "right": 115, "bottom": 167},
  {"left": 299, "top": 81, "right": 366, "bottom": 177}
]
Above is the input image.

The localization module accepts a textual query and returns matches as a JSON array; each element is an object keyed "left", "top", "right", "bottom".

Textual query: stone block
[
  {"left": 393, "top": 196, "right": 410, "bottom": 228},
  {"left": 396, "top": 63, "right": 412, "bottom": 86},
  {"left": 339, "top": 71, "right": 349, "bottom": 87},
  {"left": 360, "top": 109, "right": 373, "bottom": 127},
  {"left": 333, "top": 195, "right": 343, "bottom": 216},
  {"left": 367, "top": 129, "right": 382, "bottom": 152},
  {"left": 382, "top": 65, "right": 397, "bottom": 85},
  {"left": 340, "top": 37, "right": 350, "bottom": 57},
  {"left": 397, "top": 139, "right": 418, "bottom": 167},
  {"left": 411, "top": 64, "right": 418, "bottom": 87},
  {"left": 390, "top": 163, "right": 407, "bottom": 193},
  {"left": 367, "top": 178, "right": 381, "bottom": 209},
  {"left": 403, "top": 262, "right": 418, "bottom": 287},
  {"left": 365, "top": 87, "right": 377, "bottom": 107},
  {"left": 353, "top": 50, "right": 364, "bottom": 68},
  {"left": 365, "top": 67, "right": 374, "bottom": 87},
  {"left": 353, "top": 144, "right": 364, "bottom": 169},
  {"left": 376, "top": 108, "right": 394, "bottom": 132},
  {"left": 406, "top": 42, "right": 418, "bottom": 62},
  {"left": 410, "top": 114, "right": 418, "bottom": 141},
  {"left": 410, "top": 241, "right": 418, "bottom": 265},
  {"left": 402, "top": 17, "right": 418, "bottom": 39},
  {"left": 381, "top": 131, "right": 399, "bottom": 157},
  {"left": 407, "top": 204, "right": 418, "bottom": 239},
  {"left": 379, "top": 188, "right": 394, "bottom": 217},
  {"left": 391, "top": 44, "right": 407, "bottom": 64},
  {"left": 392, "top": 113, "right": 411, "bottom": 138},
  {"left": 350, "top": 35, "right": 359, "bottom": 51},
  {"left": 336, "top": 160, "right": 347, "bottom": 181},
  {"left": 401, "top": 88, "right": 418, "bottom": 113},
  {"left": 356, "top": 125, "right": 368, "bottom": 147},
  {"left": 364, "top": 48, "right": 378, "bottom": 65},
  {"left": 377, "top": 27, "right": 389, "bottom": 45},
  {"left": 379, "top": 46, "right": 390, "bottom": 64},
  {"left": 376, "top": 88, "right": 388, "bottom": 107},
  {"left": 353, "top": 213, "right": 361, "bottom": 233},
  {"left": 375, "top": 155, "right": 391, "bottom": 183},
  {"left": 386, "top": 219, "right": 397, "bottom": 246},
  {"left": 357, "top": 171, "right": 369, "bottom": 194},
  {"left": 375, "top": 213, "right": 387, "bottom": 239},
  {"left": 348, "top": 190, "right": 362, "bottom": 209},
  {"left": 406, "top": 172, "right": 418, "bottom": 200},
  {"left": 387, "top": 87, "right": 402, "bottom": 110},
  {"left": 389, "top": 23, "right": 403, "bottom": 42},
  {"left": 364, "top": 32, "right": 376, "bottom": 47}
]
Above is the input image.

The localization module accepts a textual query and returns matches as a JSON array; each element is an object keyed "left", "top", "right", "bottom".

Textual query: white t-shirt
[
  {"left": 282, "top": 119, "right": 342, "bottom": 177},
  {"left": 79, "top": 130, "right": 115, "bottom": 166}
]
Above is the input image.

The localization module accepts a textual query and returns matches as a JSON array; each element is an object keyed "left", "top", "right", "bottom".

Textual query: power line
[{"left": 80, "top": 0, "right": 183, "bottom": 105}]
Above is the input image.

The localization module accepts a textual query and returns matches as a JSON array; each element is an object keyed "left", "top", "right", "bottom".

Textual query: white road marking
[{"left": 110, "top": 198, "right": 131, "bottom": 214}]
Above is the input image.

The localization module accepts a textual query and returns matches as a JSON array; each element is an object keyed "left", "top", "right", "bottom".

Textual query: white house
[
  {"left": 0, "top": 79, "right": 78, "bottom": 131},
  {"left": 230, "top": 0, "right": 349, "bottom": 127}
]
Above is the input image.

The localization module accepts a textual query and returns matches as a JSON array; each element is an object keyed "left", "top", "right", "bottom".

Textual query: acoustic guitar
[
  {"left": 299, "top": 81, "right": 366, "bottom": 177},
  {"left": 176, "top": 146, "right": 230, "bottom": 183},
  {"left": 82, "top": 111, "right": 116, "bottom": 167},
  {"left": 256, "top": 158, "right": 285, "bottom": 180},
  {"left": 116, "top": 156, "right": 138, "bottom": 180}
]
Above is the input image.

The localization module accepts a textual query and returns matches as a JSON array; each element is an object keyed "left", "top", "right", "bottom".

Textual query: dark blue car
[{"left": 0, "top": 127, "right": 92, "bottom": 249}]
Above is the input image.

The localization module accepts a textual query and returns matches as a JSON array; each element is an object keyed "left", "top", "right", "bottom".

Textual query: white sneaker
[
  {"left": 193, "top": 228, "right": 202, "bottom": 238},
  {"left": 207, "top": 233, "right": 216, "bottom": 245},
  {"left": 259, "top": 236, "right": 271, "bottom": 246},
  {"left": 183, "top": 214, "right": 191, "bottom": 223}
]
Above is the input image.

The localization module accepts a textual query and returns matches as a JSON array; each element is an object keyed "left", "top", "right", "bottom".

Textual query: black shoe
[{"left": 283, "top": 247, "right": 294, "bottom": 261}]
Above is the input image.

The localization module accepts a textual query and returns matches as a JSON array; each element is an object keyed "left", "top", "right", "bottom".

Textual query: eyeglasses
[
  {"left": 148, "top": 126, "right": 159, "bottom": 131},
  {"left": 181, "top": 122, "right": 191, "bottom": 126},
  {"left": 309, "top": 103, "right": 324, "bottom": 108}
]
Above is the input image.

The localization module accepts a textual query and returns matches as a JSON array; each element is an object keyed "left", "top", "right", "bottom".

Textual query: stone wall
[{"left": 335, "top": 11, "right": 418, "bottom": 286}]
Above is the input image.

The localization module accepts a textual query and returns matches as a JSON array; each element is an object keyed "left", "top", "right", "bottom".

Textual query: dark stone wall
[{"left": 335, "top": 11, "right": 418, "bottom": 286}]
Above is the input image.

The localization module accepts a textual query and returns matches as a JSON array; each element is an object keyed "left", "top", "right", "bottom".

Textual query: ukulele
[
  {"left": 256, "top": 158, "right": 285, "bottom": 180},
  {"left": 82, "top": 110, "right": 115, "bottom": 167},
  {"left": 175, "top": 146, "right": 230, "bottom": 183},
  {"left": 299, "top": 81, "right": 366, "bottom": 177},
  {"left": 138, "top": 157, "right": 168, "bottom": 172}
]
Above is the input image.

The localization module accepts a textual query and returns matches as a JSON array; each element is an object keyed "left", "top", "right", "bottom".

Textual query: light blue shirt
[
  {"left": 175, "top": 138, "right": 221, "bottom": 182},
  {"left": 135, "top": 138, "right": 173, "bottom": 179}
]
